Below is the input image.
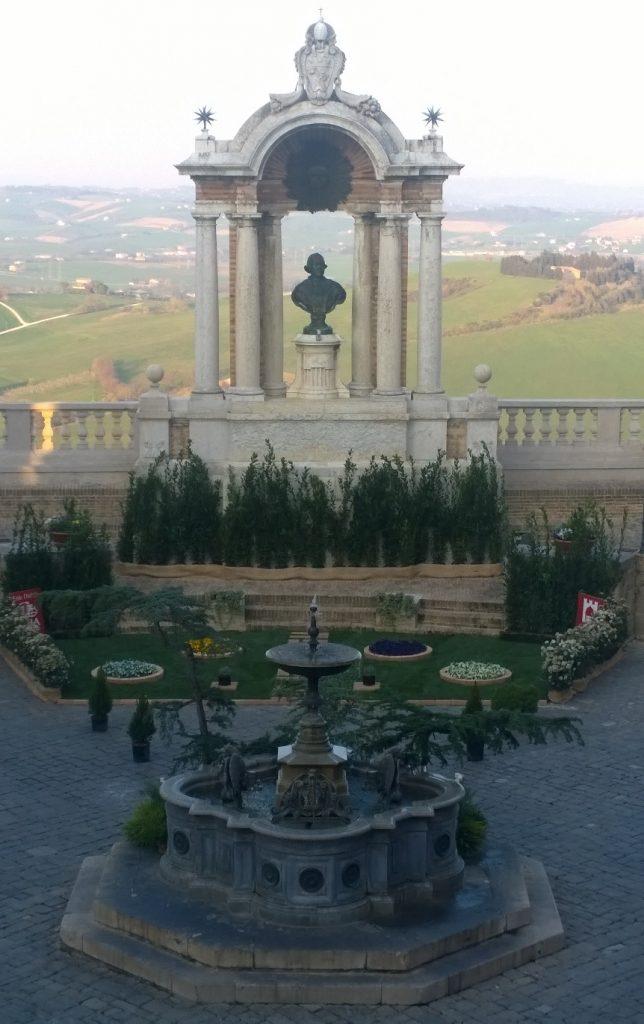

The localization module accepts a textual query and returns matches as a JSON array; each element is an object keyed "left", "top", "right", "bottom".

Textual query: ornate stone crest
[{"left": 270, "top": 18, "right": 381, "bottom": 118}]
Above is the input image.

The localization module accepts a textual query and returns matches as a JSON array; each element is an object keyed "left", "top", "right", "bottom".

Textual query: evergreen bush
[
  {"left": 2, "top": 505, "right": 55, "bottom": 593},
  {"left": 456, "top": 790, "right": 488, "bottom": 862},
  {"left": 127, "top": 697, "right": 156, "bottom": 743},
  {"left": 505, "top": 504, "right": 625, "bottom": 635},
  {"left": 117, "top": 442, "right": 506, "bottom": 569},
  {"left": 88, "top": 668, "right": 113, "bottom": 719}
]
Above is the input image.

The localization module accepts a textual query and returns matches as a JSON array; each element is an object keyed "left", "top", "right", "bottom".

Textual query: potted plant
[
  {"left": 461, "top": 685, "right": 486, "bottom": 762},
  {"left": 127, "top": 696, "right": 156, "bottom": 762},
  {"left": 47, "top": 499, "right": 82, "bottom": 547},
  {"left": 552, "top": 525, "right": 573, "bottom": 552},
  {"left": 88, "top": 667, "right": 113, "bottom": 732},
  {"left": 217, "top": 666, "right": 232, "bottom": 688}
]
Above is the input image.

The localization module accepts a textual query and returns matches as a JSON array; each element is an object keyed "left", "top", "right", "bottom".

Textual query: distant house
[{"left": 72, "top": 277, "right": 93, "bottom": 290}]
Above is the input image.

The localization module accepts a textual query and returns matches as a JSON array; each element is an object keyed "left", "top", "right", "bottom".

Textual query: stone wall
[
  {"left": 505, "top": 487, "right": 643, "bottom": 552},
  {"left": 0, "top": 486, "right": 127, "bottom": 543}
]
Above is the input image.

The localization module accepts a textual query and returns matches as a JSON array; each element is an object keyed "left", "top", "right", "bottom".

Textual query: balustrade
[
  {"left": 0, "top": 403, "right": 137, "bottom": 454},
  {"left": 498, "top": 401, "right": 639, "bottom": 448}
]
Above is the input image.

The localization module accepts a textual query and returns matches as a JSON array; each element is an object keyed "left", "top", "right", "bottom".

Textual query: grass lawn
[{"left": 57, "top": 628, "right": 543, "bottom": 702}]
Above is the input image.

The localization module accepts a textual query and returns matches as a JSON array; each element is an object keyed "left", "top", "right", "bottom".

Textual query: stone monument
[{"left": 289, "top": 252, "right": 347, "bottom": 399}]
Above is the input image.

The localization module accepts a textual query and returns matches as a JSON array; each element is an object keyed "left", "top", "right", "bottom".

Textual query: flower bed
[
  {"left": 541, "top": 602, "right": 627, "bottom": 696},
  {"left": 439, "top": 661, "right": 512, "bottom": 686},
  {"left": 91, "top": 659, "right": 164, "bottom": 686},
  {"left": 364, "top": 638, "right": 432, "bottom": 662},
  {"left": 188, "top": 637, "right": 241, "bottom": 659},
  {"left": 0, "top": 600, "right": 70, "bottom": 690}
]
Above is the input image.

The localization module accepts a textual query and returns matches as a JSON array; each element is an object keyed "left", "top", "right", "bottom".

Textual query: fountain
[
  {"left": 61, "top": 599, "right": 565, "bottom": 1004},
  {"left": 160, "top": 600, "right": 465, "bottom": 924}
]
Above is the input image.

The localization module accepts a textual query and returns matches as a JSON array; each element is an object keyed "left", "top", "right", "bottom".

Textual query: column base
[
  {"left": 263, "top": 381, "right": 288, "bottom": 399},
  {"left": 227, "top": 387, "right": 265, "bottom": 402},
  {"left": 413, "top": 387, "right": 445, "bottom": 397},
  {"left": 348, "top": 382, "right": 374, "bottom": 398},
  {"left": 371, "top": 388, "right": 408, "bottom": 399},
  {"left": 190, "top": 388, "right": 224, "bottom": 400}
]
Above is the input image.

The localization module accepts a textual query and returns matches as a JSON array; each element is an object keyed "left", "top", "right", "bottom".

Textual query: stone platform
[{"left": 61, "top": 842, "right": 563, "bottom": 1006}]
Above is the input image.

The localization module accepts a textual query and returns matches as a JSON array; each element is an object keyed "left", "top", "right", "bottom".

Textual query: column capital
[
  {"left": 228, "top": 212, "right": 263, "bottom": 224},
  {"left": 416, "top": 199, "right": 444, "bottom": 220},
  {"left": 191, "top": 203, "right": 223, "bottom": 221},
  {"left": 375, "top": 212, "right": 410, "bottom": 223}
]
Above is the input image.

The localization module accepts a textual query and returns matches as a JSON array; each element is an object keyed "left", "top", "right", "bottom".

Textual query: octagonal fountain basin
[{"left": 160, "top": 765, "right": 464, "bottom": 925}]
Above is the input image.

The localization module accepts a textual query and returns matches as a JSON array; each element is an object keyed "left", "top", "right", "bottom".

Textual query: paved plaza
[{"left": 1, "top": 645, "right": 643, "bottom": 1024}]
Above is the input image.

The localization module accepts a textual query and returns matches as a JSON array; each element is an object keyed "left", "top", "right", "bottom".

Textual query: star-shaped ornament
[{"left": 194, "top": 106, "right": 215, "bottom": 131}]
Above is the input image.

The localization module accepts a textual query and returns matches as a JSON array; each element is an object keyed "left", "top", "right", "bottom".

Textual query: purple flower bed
[{"left": 368, "top": 638, "right": 427, "bottom": 657}]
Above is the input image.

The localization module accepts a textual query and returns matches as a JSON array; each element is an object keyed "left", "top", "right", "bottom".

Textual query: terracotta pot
[{"left": 50, "top": 529, "right": 72, "bottom": 548}]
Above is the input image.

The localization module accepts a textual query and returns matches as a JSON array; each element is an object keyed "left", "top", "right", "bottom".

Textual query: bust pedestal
[{"left": 288, "top": 333, "right": 341, "bottom": 400}]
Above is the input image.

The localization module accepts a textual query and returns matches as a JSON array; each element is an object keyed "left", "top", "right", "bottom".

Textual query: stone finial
[
  {"left": 146, "top": 364, "right": 165, "bottom": 389},
  {"left": 473, "top": 364, "right": 492, "bottom": 390}
]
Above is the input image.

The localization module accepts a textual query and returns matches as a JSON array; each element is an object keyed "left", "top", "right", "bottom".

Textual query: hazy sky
[{"left": 2, "top": 0, "right": 642, "bottom": 191}]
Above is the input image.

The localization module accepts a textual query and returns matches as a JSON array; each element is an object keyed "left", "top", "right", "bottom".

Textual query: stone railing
[
  {"left": 0, "top": 403, "right": 138, "bottom": 453},
  {"left": 498, "top": 400, "right": 644, "bottom": 448}
]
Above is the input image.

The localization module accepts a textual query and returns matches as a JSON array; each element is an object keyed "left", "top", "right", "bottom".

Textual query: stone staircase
[{"left": 243, "top": 592, "right": 506, "bottom": 636}]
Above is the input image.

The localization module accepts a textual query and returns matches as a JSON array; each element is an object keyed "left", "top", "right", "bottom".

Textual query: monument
[
  {"left": 164, "top": 14, "right": 499, "bottom": 468},
  {"left": 289, "top": 252, "right": 347, "bottom": 399}
]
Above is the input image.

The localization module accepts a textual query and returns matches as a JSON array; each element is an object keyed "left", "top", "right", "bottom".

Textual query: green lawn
[{"left": 57, "top": 628, "right": 543, "bottom": 702}]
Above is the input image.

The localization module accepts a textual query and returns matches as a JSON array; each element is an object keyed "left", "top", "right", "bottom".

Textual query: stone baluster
[
  {"left": 540, "top": 407, "right": 553, "bottom": 444},
  {"left": 628, "top": 408, "right": 642, "bottom": 444},
  {"left": 59, "top": 411, "right": 72, "bottom": 449},
  {"left": 94, "top": 411, "right": 105, "bottom": 449},
  {"left": 504, "top": 408, "right": 519, "bottom": 445},
  {"left": 374, "top": 214, "right": 407, "bottom": 396},
  {"left": 522, "top": 408, "right": 536, "bottom": 446},
  {"left": 349, "top": 213, "right": 374, "bottom": 397},
  {"left": 556, "top": 407, "right": 570, "bottom": 445},
  {"left": 76, "top": 411, "right": 89, "bottom": 449},
  {"left": 573, "top": 407, "right": 587, "bottom": 445},
  {"left": 229, "top": 214, "right": 263, "bottom": 398},
  {"left": 31, "top": 410, "right": 44, "bottom": 450},
  {"left": 192, "top": 211, "right": 222, "bottom": 394},
  {"left": 415, "top": 207, "right": 444, "bottom": 395},
  {"left": 111, "top": 411, "right": 124, "bottom": 449}
]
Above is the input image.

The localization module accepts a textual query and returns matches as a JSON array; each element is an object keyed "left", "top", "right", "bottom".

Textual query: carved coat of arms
[{"left": 296, "top": 23, "right": 345, "bottom": 105}]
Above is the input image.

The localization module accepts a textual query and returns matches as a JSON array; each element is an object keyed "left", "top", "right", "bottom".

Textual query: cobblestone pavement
[{"left": 1, "top": 645, "right": 643, "bottom": 1024}]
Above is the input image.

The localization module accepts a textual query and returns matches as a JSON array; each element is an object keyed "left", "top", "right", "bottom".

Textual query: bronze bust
[{"left": 291, "top": 252, "right": 347, "bottom": 335}]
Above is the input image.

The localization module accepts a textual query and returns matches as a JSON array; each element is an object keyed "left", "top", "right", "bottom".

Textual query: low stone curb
[
  {"left": 0, "top": 644, "right": 61, "bottom": 702},
  {"left": 91, "top": 664, "right": 164, "bottom": 686},
  {"left": 363, "top": 644, "right": 432, "bottom": 663}
]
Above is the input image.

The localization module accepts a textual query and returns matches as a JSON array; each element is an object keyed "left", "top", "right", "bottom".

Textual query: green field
[
  {"left": 2, "top": 259, "right": 644, "bottom": 399},
  {"left": 57, "top": 628, "right": 543, "bottom": 702}
]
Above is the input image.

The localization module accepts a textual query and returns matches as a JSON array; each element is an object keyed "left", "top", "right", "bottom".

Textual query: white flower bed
[
  {"left": 541, "top": 603, "right": 627, "bottom": 691},
  {"left": 100, "top": 659, "right": 158, "bottom": 679},
  {"left": 0, "top": 600, "right": 70, "bottom": 689},
  {"left": 442, "top": 661, "right": 509, "bottom": 680}
]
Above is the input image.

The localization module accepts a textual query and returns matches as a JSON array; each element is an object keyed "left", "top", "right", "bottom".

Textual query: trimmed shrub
[
  {"left": 491, "top": 683, "right": 539, "bottom": 713},
  {"left": 39, "top": 585, "right": 138, "bottom": 637},
  {"left": 542, "top": 602, "right": 627, "bottom": 690},
  {"left": 2, "top": 505, "right": 55, "bottom": 593},
  {"left": 88, "top": 668, "right": 113, "bottom": 718},
  {"left": 0, "top": 599, "right": 70, "bottom": 689}
]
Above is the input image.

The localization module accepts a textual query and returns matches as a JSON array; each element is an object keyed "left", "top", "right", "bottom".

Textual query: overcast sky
[{"left": 2, "top": 0, "right": 642, "bottom": 192}]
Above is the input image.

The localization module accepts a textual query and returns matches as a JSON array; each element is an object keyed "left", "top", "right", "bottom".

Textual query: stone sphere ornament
[
  {"left": 474, "top": 363, "right": 492, "bottom": 388},
  {"left": 146, "top": 364, "right": 165, "bottom": 388}
]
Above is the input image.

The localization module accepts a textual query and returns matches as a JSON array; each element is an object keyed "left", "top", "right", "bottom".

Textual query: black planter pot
[
  {"left": 362, "top": 673, "right": 377, "bottom": 687},
  {"left": 91, "top": 714, "right": 108, "bottom": 733},
  {"left": 217, "top": 674, "right": 232, "bottom": 687},
  {"left": 466, "top": 736, "right": 485, "bottom": 762},
  {"left": 132, "top": 740, "right": 151, "bottom": 763}
]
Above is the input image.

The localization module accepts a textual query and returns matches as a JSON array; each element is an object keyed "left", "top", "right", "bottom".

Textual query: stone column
[
  {"left": 259, "top": 214, "right": 286, "bottom": 398},
  {"left": 415, "top": 207, "right": 444, "bottom": 395},
  {"left": 374, "top": 215, "right": 408, "bottom": 396},
  {"left": 192, "top": 212, "right": 221, "bottom": 394},
  {"left": 349, "top": 213, "right": 374, "bottom": 397},
  {"left": 229, "top": 214, "right": 263, "bottom": 397}
]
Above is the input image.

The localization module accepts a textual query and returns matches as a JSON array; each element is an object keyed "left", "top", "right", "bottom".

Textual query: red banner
[
  {"left": 9, "top": 588, "right": 45, "bottom": 633},
  {"left": 575, "top": 592, "right": 607, "bottom": 627}
]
